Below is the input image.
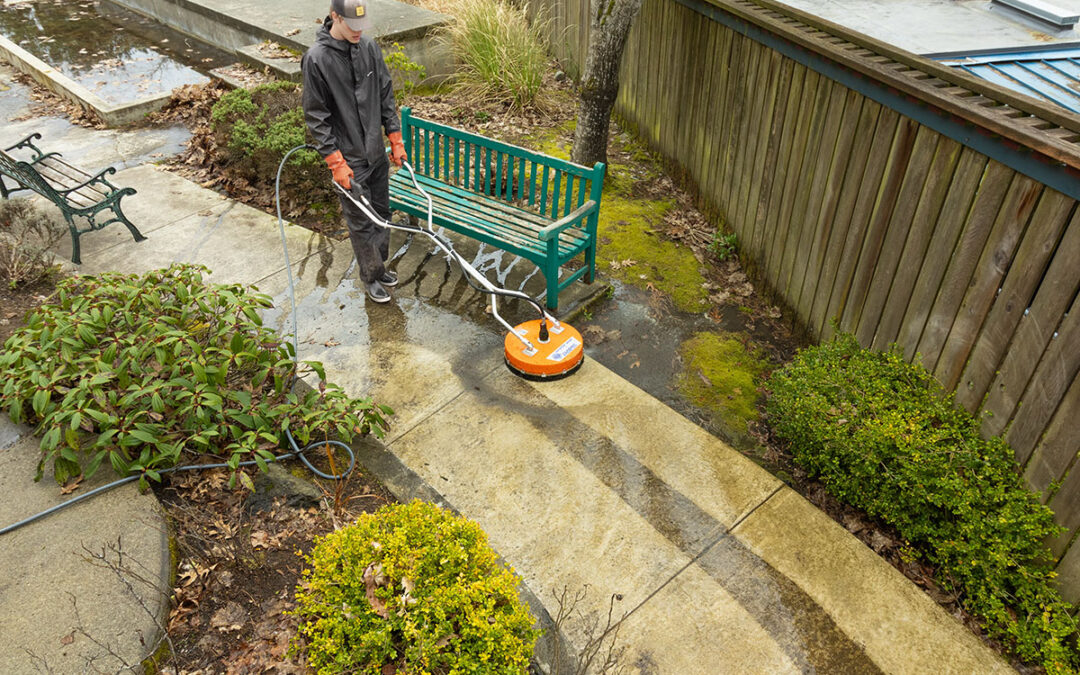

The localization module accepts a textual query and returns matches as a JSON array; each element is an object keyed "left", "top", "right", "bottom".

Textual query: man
[{"left": 302, "top": 0, "right": 407, "bottom": 303}]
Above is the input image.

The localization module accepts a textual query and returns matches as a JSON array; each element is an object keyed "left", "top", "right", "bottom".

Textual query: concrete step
[{"left": 235, "top": 42, "right": 302, "bottom": 83}]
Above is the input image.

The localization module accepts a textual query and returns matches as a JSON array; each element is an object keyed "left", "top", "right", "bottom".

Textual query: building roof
[{"left": 936, "top": 46, "right": 1080, "bottom": 114}]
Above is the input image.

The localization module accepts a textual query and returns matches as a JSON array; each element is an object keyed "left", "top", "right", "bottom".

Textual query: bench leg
[
  {"left": 0, "top": 176, "right": 8, "bottom": 200},
  {"left": 65, "top": 215, "right": 82, "bottom": 265},
  {"left": 114, "top": 201, "right": 146, "bottom": 243},
  {"left": 585, "top": 242, "right": 596, "bottom": 284}
]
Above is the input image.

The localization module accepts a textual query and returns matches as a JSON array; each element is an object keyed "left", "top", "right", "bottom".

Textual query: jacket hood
[{"left": 315, "top": 17, "right": 349, "bottom": 51}]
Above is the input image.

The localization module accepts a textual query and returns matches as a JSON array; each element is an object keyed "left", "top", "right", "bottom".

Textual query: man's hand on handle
[
  {"left": 325, "top": 150, "right": 353, "bottom": 189},
  {"left": 388, "top": 131, "right": 406, "bottom": 167}
]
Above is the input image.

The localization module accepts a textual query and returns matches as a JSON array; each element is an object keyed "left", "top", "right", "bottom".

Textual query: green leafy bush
[
  {"left": 383, "top": 42, "right": 427, "bottom": 105},
  {"left": 0, "top": 264, "right": 391, "bottom": 488},
  {"left": 708, "top": 231, "right": 738, "bottom": 263},
  {"left": 209, "top": 81, "right": 332, "bottom": 210},
  {"left": 767, "top": 334, "right": 1078, "bottom": 673},
  {"left": 294, "top": 501, "right": 539, "bottom": 674},
  {"left": 438, "top": 0, "right": 550, "bottom": 110}
]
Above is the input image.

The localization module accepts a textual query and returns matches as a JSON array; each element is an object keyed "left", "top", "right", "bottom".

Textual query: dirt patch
[
  {"left": 0, "top": 276, "right": 59, "bottom": 343},
  {"left": 153, "top": 459, "right": 396, "bottom": 672}
]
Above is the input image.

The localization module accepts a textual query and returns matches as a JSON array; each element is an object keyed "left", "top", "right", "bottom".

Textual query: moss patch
[
  {"left": 532, "top": 126, "right": 707, "bottom": 312},
  {"left": 677, "top": 332, "right": 769, "bottom": 442}
]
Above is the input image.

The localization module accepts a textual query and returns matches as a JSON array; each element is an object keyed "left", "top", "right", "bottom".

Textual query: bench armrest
[
  {"left": 3, "top": 133, "right": 46, "bottom": 161},
  {"left": 57, "top": 166, "right": 119, "bottom": 195},
  {"left": 537, "top": 200, "right": 597, "bottom": 241}
]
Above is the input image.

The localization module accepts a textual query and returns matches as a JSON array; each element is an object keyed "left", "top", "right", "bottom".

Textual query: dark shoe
[
  {"left": 365, "top": 280, "right": 391, "bottom": 303},
  {"left": 379, "top": 270, "right": 399, "bottom": 287}
]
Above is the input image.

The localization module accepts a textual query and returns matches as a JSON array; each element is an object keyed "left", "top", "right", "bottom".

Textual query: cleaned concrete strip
[
  {"left": 535, "top": 360, "right": 781, "bottom": 532},
  {"left": 0, "top": 420, "right": 169, "bottom": 673},
  {"left": 384, "top": 366, "right": 802, "bottom": 671},
  {"left": 732, "top": 487, "right": 1014, "bottom": 674}
]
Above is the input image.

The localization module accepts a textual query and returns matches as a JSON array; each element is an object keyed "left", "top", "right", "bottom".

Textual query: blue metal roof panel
[{"left": 938, "top": 46, "right": 1080, "bottom": 114}]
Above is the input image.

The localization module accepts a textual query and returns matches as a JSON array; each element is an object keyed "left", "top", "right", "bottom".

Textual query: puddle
[{"left": 0, "top": 0, "right": 234, "bottom": 105}]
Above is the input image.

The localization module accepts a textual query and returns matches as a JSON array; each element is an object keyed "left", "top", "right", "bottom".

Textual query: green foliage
[
  {"left": 708, "top": 231, "right": 738, "bottom": 263},
  {"left": 383, "top": 43, "right": 426, "bottom": 105},
  {"left": 294, "top": 501, "right": 539, "bottom": 674},
  {"left": 438, "top": 0, "right": 550, "bottom": 110},
  {"left": 0, "top": 264, "right": 391, "bottom": 489},
  {"left": 766, "top": 334, "right": 1079, "bottom": 672},
  {"left": 209, "top": 81, "right": 332, "bottom": 211}
]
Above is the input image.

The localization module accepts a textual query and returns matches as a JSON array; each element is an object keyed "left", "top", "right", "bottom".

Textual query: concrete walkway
[{"left": 0, "top": 160, "right": 1016, "bottom": 672}]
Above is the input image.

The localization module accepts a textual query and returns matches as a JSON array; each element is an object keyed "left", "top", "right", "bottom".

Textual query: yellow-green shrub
[{"left": 294, "top": 501, "right": 538, "bottom": 674}]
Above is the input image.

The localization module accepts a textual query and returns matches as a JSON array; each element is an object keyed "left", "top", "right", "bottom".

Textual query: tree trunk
[{"left": 570, "top": 0, "right": 643, "bottom": 167}]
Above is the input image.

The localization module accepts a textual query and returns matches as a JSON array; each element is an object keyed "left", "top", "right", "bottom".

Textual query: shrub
[
  {"left": 294, "top": 501, "right": 539, "bottom": 674},
  {"left": 708, "top": 231, "right": 738, "bottom": 263},
  {"left": 384, "top": 42, "right": 427, "bottom": 105},
  {"left": 438, "top": 0, "right": 550, "bottom": 110},
  {"left": 0, "top": 264, "right": 391, "bottom": 488},
  {"left": 766, "top": 334, "right": 1079, "bottom": 673},
  {"left": 0, "top": 198, "right": 65, "bottom": 289},
  {"left": 209, "top": 81, "right": 332, "bottom": 208}
]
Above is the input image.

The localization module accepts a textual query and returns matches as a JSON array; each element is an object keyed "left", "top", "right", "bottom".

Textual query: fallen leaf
[
  {"left": 60, "top": 631, "right": 74, "bottom": 646},
  {"left": 60, "top": 475, "right": 84, "bottom": 495},
  {"left": 363, "top": 564, "right": 389, "bottom": 618}
]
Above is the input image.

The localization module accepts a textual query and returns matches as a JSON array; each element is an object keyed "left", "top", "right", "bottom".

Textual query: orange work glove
[
  {"left": 325, "top": 150, "right": 353, "bottom": 190},
  {"left": 388, "top": 131, "right": 406, "bottom": 167}
]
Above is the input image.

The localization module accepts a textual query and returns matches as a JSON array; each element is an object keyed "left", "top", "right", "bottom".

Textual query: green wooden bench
[
  {"left": 0, "top": 133, "right": 145, "bottom": 265},
  {"left": 389, "top": 108, "right": 605, "bottom": 310}
]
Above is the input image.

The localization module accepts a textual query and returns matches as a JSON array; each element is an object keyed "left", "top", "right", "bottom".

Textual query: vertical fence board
[
  {"left": 982, "top": 210, "right": 1080, "bottom": 438},
  {"left": 954, "top": 192, "right": 1075, "bottom": 411},
  {"left": 896, "top": 148, "right": 988, "bottom": 358},
  {"left": 872, "top": 135, "right": 963, "bottom": 350},
  {"left": 749, "top": 57, "right": 797, "bottom": 270},
  {"left": 853, "top": 123, "right": 935, "bottom": 346},
  {"left": 840, "top": 118, "right": 917, "bottom": 333},
  {"left": 739, "top": 47, "right": 782, "bottom": 256},
  {"left": 733, "top": 43, "right": 771, "bottom": 243},
  {"left": 934, "top": 178, "right": 1042, "bottom": 392},
  {"left": 791, "top": 84, "right": 855, "bottom": 320},
  {"left": 723, "top": 35, "right": 754, "bottom": 225},
  {"left": 1007, "top": 288, "right": 1080, "bottom": 463},
  {"left": 760, "top": 64, "right": 808, "bottom": 297},
  {"left": 822, "top": 107, "right": 901, "bottom": 339},
  {"left": 1029, "top": 373, "right": 1080, "bottom": 514},
  {"left": 915, "top": 162, "right": 1015, "bottom": 371},
  {"left": 809, "top": 98, "right": 881, "bottom": 338}
]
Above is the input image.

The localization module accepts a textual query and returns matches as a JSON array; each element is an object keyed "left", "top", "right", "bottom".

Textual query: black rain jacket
[{"left": 301, "top": 17, "right": 400, "bottom": 174}]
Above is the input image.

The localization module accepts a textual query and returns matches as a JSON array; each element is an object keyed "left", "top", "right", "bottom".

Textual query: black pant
[{"left": 337, "top": 158, "right": 391, "bottom": 284}]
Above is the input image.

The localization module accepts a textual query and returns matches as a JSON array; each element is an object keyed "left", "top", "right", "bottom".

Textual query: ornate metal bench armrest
[
  {"left": 57, "top": 166, "right": 121, "bottom": 195},
  {"left": 3, "top": 132, "right": 46, "bottom": 161}
]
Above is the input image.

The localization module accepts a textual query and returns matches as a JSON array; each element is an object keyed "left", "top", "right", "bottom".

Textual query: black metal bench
[
  {"left": 0, "top": 133, "right": 145, "bottom": 264},
  {"left": 389, "top": 108, "right": 606, "bottom": 310}
]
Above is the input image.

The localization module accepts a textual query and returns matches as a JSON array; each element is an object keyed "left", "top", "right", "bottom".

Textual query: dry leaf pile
[
  {"left": 154, "top": 463, "right": 393, "bottom": 673},
  {"left": 10, "top": 72, "right": 105, "bottom": 128}
]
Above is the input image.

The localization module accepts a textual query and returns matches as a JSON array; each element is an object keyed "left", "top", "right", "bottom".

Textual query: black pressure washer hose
[{"left": 0, "top": 148, "right": 360, "bottom": 537}]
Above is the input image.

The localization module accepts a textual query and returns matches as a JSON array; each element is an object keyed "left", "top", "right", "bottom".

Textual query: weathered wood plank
[
  {"left": 733, "top": 42, "right": 772, "bottom": 244},
  {"left": 954, "top": 190, "right": 1075, "bottom": 412},
  {"left": 982, "top": 209, "right": 1080, "bottom": 438},
  {"left": 839, "top": 117, "right": 919, "bottom": 335},
  {"left": 791, "top": 83, "right": 855, "bottom": 322},
  {"left": 724, "top": 34, "right": 756, "bottom": 230},
  {"left": 872, "top": 135, "right": 963, "bottom": 350},
  {"left": 779, "top": 77, "right": 835, "bottom": 300},
  {"left": 1007, "top": 287, "right": 1080, "bottom": 463},
  {"left": 915, "top": 161, "right": 1016, "bottom": 371},
  {"left": 749, "top": 56, "right": 797, "bottom": 270},
  {"left": 760, "top": 64, "right": 808, "bottom": 300},
  {"left": 933, "top": 176, "right": 1042, "bottom": 392},
  {"left": 1027, "top": 372, "right": 1080, "bottom": 515},
  {"left": 772, "top": 67, "right": 827, "bottom": 292},
  {"left": 852, "top": 124, "right": 937, "bottom": 346},
  {"left": 823, "top": 106, "right": 901, "bottom": 339},
  {"left": 809, "top": 97, "right": 882, "bottom": 338},
  {"left": 896, "top": 149, "right": 989, "bottom": 358},
  {"left": 741, "top": 48, "right": 785, "bottom": 274}
]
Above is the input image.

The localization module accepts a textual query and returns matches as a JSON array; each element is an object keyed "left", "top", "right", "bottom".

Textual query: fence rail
[{"left": 530, "top": 0, "right": 1080, "bottom": 599}]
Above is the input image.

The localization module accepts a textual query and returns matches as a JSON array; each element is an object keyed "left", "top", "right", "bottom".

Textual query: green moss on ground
[
  {"left": 534, "top": 127, "right": 708, "bottom": 312},
  {"left": 677, "top": 332, "right": 770, "bottom": 441}
]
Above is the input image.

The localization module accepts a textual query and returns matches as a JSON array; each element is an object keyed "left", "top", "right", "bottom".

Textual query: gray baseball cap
[{"left": 331, "top": 0, "right": 371, "bottom": 31}]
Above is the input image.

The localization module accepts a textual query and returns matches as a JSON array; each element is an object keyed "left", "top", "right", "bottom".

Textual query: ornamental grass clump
[
  {"left": 0, "top": 264, "right": 391, "bottom": 488},
  {"left": 438, "top": 0, "right": 550, "bottom": 110},
  {"left": 767, "top": 334, "right": 1079, "bottom": 673},
  {"left": 294, "top": 501, "right": 539, "bottom": 674}
]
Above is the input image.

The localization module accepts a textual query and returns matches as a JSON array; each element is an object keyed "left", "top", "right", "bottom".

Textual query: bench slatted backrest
[
  {"left": 401, "top": 108, "right": 604, "bottom": 228},
  {"left": 0, "top": 149, "right": 63, "bottom": 203}
]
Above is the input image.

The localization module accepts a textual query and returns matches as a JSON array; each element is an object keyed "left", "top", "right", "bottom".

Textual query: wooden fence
[{"left": 528, "top": 0, "right": 1080, "bottom": 599}]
